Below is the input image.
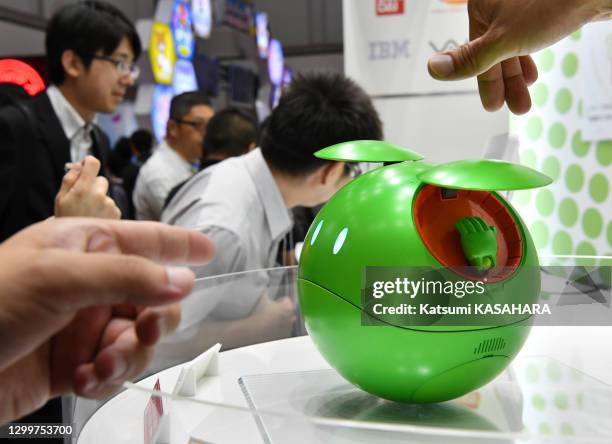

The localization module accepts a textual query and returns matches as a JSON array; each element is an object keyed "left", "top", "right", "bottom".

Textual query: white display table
[
  {"left": 78, "top": 327, "right": 612, "bottom": 444},
  {"left": 78, "top": 336, "right": 328, "bottom": 443}
]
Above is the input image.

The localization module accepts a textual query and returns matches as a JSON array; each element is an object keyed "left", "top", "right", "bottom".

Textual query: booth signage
[
  {"left": 149, "top": 22, "right": 176, "bottom": 85},
  {"left": 344, "top": 0, "right": 474, "bottom": 95}
]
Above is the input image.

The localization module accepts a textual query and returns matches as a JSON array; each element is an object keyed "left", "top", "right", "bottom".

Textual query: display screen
[
  {"left": 149, "top": 22, "right": 176, "bottom": 84},
  {"left": 255, "top": 12, "right": 269, "bottom": 59},
  {"left": 173, "top": 59, "right": 198, "bottom": 95},
  {"left": 268, "top": 39, "right": 284, "bottom": 86},
  {"left": 171, "top": 0, "right": 195, "bottom": 60},
  {"left": 151, "top": 84, "right": 173, "bottom": 142},
  {"left": 192, "top": 0, "right": 212, "bottom": 38},
  {"left": 193, "top": 54, "right": 219, "bottom": 97}
]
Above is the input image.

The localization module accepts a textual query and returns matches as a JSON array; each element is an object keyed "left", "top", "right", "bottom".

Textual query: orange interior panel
[{"left": 413, "top": 185, "right": 522, "bottom": 282}]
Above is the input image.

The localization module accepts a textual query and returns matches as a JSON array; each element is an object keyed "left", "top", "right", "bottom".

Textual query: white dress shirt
[
  {"left": 161, "top": 147, "right": 293, "bottom": 329},
  {"left": 46, "top": 85, "right": 93, "bottom": 162},
  {"left": 153, "top": 149, "right": 295, "bottom": 371},
  {"left": 133, "top": 140, "right": 195, "bottom": 220},
  {"left": 162, "top": 148, "right": 293, "bottom": 279}
]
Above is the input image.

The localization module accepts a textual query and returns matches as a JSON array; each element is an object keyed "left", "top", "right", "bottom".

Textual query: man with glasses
[
  {"left": 0, "top": 1, "right": 141, "bottom": 241},
  {"left": 133, "top": 91, "right": 214, "bottom": 221},
  {"left": 0, "top": 0, "right": 142, "bottom": 436}
]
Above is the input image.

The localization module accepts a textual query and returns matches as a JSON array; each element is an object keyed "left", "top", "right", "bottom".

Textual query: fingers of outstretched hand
[
  {"left": 502, "top": 57, "right": 532, "bottom": 115},
  {"left": 134, "top": 305, "right": 181, "bottom": 347},
  {"left": 91, "top": 220, "right": 216, "bottom": 265},
  {"left": 520, "top": 55, "right": 538, "bottom": 86},
  {"left": 61, "top": 305, "right": 180, "bottom": 398},
  {"left": 93, "top": 325, "right": 154, "bottom": 382},
  {"left": 476, "top": 56, "right": 534, "bottom": 114},
  {"left": 73, "top": 329, "right": 154, "bottom": 399},
  {"left": 31, "top": 248, "right": 195, "bottom": 310},
  {"left": 477, "top": 63, "right": 505, "bottom": 112},
  {"left": 18, "top": 218, "right": 215, "bottom": 265}
]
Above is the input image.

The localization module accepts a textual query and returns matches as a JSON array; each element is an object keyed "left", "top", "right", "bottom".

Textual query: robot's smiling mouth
[{"left": 413, "top": 185, "right": 523, "bottom": 283}]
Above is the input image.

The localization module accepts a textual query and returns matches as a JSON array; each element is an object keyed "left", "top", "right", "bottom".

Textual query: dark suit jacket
[{"left": 0, "top": 90, "right": 111, "bottom": 242}]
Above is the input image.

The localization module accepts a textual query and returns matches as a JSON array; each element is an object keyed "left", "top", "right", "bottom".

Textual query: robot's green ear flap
[
  {"left": 417, "top": 159, "right": 552, "bottom": 191},
  {"left": 314, "top": 140, "right": 424, "bottom": 163}
]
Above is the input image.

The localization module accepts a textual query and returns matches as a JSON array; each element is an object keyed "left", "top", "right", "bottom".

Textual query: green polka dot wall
[
  {"left": 542, "top": 156, "right": 561, "bottom": 181},
  {"left": 555, "top": 89, "right": 572, "bottom": 114},
  {"left": 533, "top": 84, "right": 549, "bottom": 108},
  {"left": 513, "top": 30, "right": 611, "bottom": 260},
  {"left": 562, "top": 53, "right": 579, "bottom": 78},
  {"left": 596, "top": 141, "right": 612, "bottom": 166},
  {"left": 548, "top": 123, "right": 566, "bottom": 149},
  {"left": 572, "top": 131, "right": 589, "bottom": 157},
  {"left": 558, "top": 198, "right": 578, "bottom": 227}
]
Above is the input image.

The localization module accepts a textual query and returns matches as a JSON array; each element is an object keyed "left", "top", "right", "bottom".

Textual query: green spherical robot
[{"left": 298, "top": 141, "right": 551, "bottom": 403}]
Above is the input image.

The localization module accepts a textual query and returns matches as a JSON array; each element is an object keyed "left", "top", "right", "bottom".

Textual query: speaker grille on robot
[{"left": 474, "top": 337, "right": 506, "bottom": 355}]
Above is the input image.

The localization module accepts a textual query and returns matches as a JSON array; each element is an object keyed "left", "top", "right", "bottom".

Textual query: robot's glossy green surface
[
  {"left": 299, "top": 279, "right": 531, "bottom": 403},
  {"left": 418, "top": 159, "right": 553, "bottom": 191},
  {"left": 298, "top": 149, "right": 547, "bottom": 404},
  {"left": 315, "top": 140, "right": 424, "bottom": 163}
]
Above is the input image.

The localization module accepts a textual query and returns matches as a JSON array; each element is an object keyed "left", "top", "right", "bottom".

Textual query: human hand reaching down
[{"left": 428, "top": 0, "right": 612, "bottom": 114}]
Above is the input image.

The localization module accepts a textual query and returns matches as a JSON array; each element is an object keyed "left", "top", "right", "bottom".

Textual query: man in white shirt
[
  {"left": 133, "top": 91, "right": 214, "bottom": 220},
  {"left": 164, "top": 74, "right": 383, "bottom": 278},
  {"left": 159, "top": 73, "right": 383, "bottom": 353}
]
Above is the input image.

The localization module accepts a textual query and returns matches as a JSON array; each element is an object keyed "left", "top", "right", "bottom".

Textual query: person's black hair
[
  {"left": 109, "top": 136, "right": 132, "bottom": 177},
  {"left": 169, "top": 91, "right": 213, "bottom": 121},
  {"left": 257, "top": 115, "right": 270, "bottom": 146},
  {"left": 0, "top": 83, "right": 30, "bottom": 108},
  {"left": 130, "top": 129, "right": 153, "bottom": 155},
  {"left": 203, "top": 108, "right": 256, "bottom": 159},
  {"left": 46, "top": 1, "right": 142, "bottom": 85},
  {"left": 260, "top": 72, "right": 383, "bottom": 176}
]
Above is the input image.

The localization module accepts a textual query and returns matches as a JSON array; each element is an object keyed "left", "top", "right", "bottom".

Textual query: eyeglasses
[
  {"left": 174, "top": 118, "right": 208, "bottom": 131},
  {"left": 93, "top": 56, "right": 140, "bottom": 81},
  {"left": 344, "top": 162, "right": 362, "bottom": 179}
]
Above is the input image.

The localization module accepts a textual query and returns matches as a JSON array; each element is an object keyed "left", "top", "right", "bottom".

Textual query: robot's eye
[
  {"left": 333, "top": 227, "right": 349, "bottom": 255},
  {"left": 311, "top": 220, "right": 324, "bottom": 246}
]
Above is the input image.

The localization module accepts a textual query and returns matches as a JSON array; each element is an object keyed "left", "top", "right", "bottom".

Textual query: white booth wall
[{"left": 343, "top": 0, "right": 508, "bottom": 163}]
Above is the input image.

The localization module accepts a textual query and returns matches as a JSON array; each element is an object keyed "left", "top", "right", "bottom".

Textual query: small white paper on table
[{"left": 173, "top": 343, "right": 221, "bottom": 397}]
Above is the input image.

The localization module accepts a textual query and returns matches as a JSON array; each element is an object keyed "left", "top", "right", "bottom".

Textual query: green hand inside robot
[{"left": 456, "top": 216, "right": 498, "bottom": 271}]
